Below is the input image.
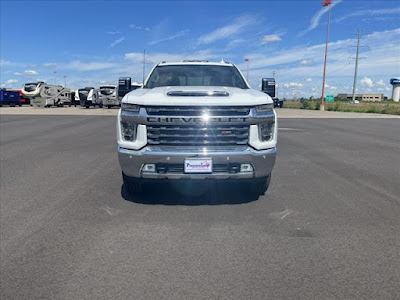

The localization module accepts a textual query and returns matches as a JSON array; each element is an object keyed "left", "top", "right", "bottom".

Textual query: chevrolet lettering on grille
[{"left": 147, "top": 117, "right": 247, "bottom": 124}]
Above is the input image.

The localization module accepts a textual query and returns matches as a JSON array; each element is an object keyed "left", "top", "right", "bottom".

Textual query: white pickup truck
[{"left": 117, "top": 61, "right": 277, "bottom": 197}]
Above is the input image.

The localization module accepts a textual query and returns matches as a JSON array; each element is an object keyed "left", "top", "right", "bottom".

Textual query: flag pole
[{"left": 321, "top": 0, "right": 332, "bottom": 111}]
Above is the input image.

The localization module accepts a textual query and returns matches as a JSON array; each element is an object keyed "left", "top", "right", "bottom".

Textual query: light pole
[
  {"left": 320, "top": 0, "right": 332, "bottom": 111},
  {"left": 351, "top": 30, "right": 361, "bottom": 104}
]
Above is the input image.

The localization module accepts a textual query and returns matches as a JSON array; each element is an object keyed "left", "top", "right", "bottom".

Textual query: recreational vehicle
[
  {"left": 22, "top": 82, "right": 71, "bottom": 107},
  {"left": 22, "top": 81, "right": 45, "bottom": 101},
  {"left": 76, "top": 87, "right": 100, "bottom": 108},
  {"left": 99, "top": 85, "right": 118, "bottom": 108}
]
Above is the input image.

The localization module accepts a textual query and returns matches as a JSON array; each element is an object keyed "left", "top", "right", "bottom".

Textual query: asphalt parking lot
[{"left": 1, "top": 113, "right": 399, "bottom": 299}]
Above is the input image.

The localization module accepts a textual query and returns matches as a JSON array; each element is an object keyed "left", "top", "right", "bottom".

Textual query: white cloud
[
  {"left": 13, "top": 70, "right": 38, "bottom": 76},
  {"left": 24, "top": 70, "right": 38, "bottom": 75},
  {"left": 107, "top": 31, "right": 121, "bottom": 35},
  {"left": 149, "top": 30, "right": 189, "bottom": 45},
  {"left": 239, "top": 28, "right": 400, "bottom": 96},
  {"left": 283, "top": 82, "right": 303, "bottom": 88},
  {"left": 110, "top": 37, "right": 125, "bottom": 48},
  {"left": 124, "top": 50, "right": 221, "bottom": 65},
  {"left": 43, "top": 63, "right": 57, "bottom": 68},
  {"left": 375, "top": 79, "right": 386, "bottom": 88},
  {"left": 61, "top": 61, "right": 118, "bottom": 71},
  {"left": 6, "top": 79, "right": 18, "bottom": 85},
  {"left": 198, "top": 15, "right": 254, "bottom": 44},
  {"left": 261, "top": 34, "right": 281, "bottom": 43},
  {"left": 301, "top": 0, "right": 343, "bottom": 35},
  {"left": 306, "top": 78, "right": 313, "bottom": 82},
  {"left": 129, "top": 24, "right": 151, "bottom": 31},
  {"left": 360, "top": 77, "right": 374, "bottom": 88},
  {"left": 300, "top": 59, "right": 312, "bottom": 65},
  {"left": 1, "top": 59, "right": 15, "bottom": 67},
  {"left": 336, "top": 7, "right": 400, "bottom": 23}
]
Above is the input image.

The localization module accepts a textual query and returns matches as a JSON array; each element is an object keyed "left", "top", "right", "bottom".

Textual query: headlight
[
  {"left": 120, "top": 121, "right": 137, "bottom": 142},
  {"left": 121, "top": 103, "right": 140, "bottom": 112},
  {"left": 259, "top": 122, "right": 274, "bottom": 142},
  {"left": 256, "top": 104, "right": 274, "bottom": 112}
]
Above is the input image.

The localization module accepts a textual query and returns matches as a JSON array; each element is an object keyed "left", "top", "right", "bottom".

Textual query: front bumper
[{"left": 118, "top": 146, "right": 276, "bottom": 179}]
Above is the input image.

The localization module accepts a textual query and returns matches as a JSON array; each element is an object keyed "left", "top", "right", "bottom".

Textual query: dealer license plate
[{"left": 184, "top": 158, "right": 213, "bottom": 173}]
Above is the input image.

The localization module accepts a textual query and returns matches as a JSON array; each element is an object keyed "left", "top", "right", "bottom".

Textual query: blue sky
[{"left": 1, "top": 0, "right": 399, "bottom": 98}]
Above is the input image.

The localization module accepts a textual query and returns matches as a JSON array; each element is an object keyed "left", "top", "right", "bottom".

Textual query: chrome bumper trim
[{"left": 118, "top": 146, "right": 276, "bottom": 179}]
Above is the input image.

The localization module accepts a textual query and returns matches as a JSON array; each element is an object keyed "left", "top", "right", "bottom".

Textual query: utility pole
[
  {"left": 63, "top": 75, "right": 67, "bottom": 88},
  {"left": 142, "top": 49, "right": 146, "bottom": 85},
  {"left": 351, "top": 30, "right": 361, "bottom": 104},
  {"left": 321, "top": 0, "right": 333, "bottom": 111}
]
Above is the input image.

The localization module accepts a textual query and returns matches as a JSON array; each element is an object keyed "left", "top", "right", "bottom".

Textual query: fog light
[
  {"left": 143, "top": 164, "right": 156, "bottom": 172},
  {"left": 240, "top": 164, "right": 253, "bottom": 172}
]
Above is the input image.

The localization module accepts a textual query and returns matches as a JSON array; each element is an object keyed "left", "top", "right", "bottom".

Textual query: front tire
[
  {"left": 248, "top": 175, "right": 271, "bottom": 197},
  {"left": 122, "top": 173, "right": 143, "bottom": 194}
]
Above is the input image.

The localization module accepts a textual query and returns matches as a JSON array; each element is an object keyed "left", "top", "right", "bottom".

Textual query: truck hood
[{"left": 122, "top": 86, "right": 272, "bottom": 106}]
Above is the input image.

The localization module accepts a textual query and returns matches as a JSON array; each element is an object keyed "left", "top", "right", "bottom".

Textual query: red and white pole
[{"left": 321, "top": 0, "right": 332, "bottom": 111}]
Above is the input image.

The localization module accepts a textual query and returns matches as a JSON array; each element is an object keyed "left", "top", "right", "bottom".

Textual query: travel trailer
[
  {"left": 99, "top": 85, "right": 118, "bottom": 108},
  {"left": 76, "top": 87, "right": 100, "bottom": 108},
  {"left": 21, "top": 81, "right": 46, "bottom": 101},
  {"left": 22, "top": 81, "right": 71, "bottom": 107}
]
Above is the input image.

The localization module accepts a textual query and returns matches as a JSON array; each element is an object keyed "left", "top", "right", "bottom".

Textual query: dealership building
[{"left": 336, "top": 93, "right": 384, "bottom": 102}]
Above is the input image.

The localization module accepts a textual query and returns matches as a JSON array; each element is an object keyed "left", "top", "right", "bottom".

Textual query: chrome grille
[
  {"left": 146, "top": 106, "right": 251, "bottom": 116},
  {"left": 147, "top": 125, "right": 249, "bottom": 146}
]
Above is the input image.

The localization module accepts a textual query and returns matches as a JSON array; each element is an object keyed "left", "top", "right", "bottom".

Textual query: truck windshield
[{"left": 145, "top": 65, "right": 248, "bottom": 89}]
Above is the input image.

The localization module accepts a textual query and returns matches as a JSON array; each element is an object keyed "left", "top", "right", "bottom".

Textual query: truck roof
[{"left": 157, "top": 60, "right": 234, "bottom": 67}]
